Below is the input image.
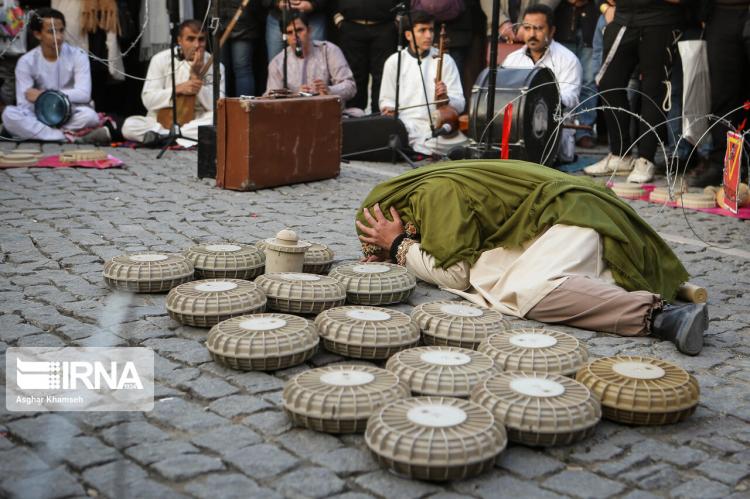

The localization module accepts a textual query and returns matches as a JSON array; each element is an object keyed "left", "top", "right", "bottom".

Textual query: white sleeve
[
  {"left": 442, "top": 55, "right": 465, "bottom": 114},
  {"left": 404, "top": 242, "right": 471, "bottom": 290},
  {"left": 141, "top": 53, "right": 174, "bottom": 111},
  {"left": 14, "top": 53, "right": 34, "bottom": 106},
  {"left": 62, "top": 49, "right": 92, "bottom": 104},
  {"left": 557, "top": 51, "right": 582, "bottom": 110},
  {"left": 379, "top": 55, "right": 397, "bottom": 110}
]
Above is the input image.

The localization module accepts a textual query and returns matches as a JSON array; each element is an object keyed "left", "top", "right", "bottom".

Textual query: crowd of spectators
[{"left": 0, "top": 0, "right": 747, "bottom": 185}]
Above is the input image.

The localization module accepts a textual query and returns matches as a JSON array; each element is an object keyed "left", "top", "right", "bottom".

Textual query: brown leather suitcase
[{"left": 217, "top": 96, "right": 342, "bottom": 191}]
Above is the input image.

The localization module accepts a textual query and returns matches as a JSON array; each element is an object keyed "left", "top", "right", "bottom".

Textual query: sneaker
[
  {"left": 627, "top": 157, "right": 656, "bottom": 183},
  {"left": 583, "top": 153, "right": 634, "bottom": 176},
  {"left": 76, "top": 126, "right": 111, "bottom": 145}
]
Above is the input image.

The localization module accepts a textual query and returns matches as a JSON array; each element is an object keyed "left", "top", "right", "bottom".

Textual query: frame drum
[
  {"left": 34, "top": 90, "right": 72, "bottom": 128},
  {"left": 468, "top": 67, "right": 560, "bottom": 166}
]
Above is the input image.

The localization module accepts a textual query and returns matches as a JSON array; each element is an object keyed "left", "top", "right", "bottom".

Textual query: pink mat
[
  {"left": 616, "top": 183, "right": 750, "bottom": 220},
  {"left": 0, "top": 154, "right": 124, "bottom": 169}
]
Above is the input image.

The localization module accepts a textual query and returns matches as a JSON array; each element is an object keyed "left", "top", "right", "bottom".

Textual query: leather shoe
[
  {"left": 576, "top": 136, "right": 596, "bottom": 149},
  {"left": 688, "top": 164, "right": 723, "bottom": 188},
  {"left": 650, "top": 303, "right": 708, "bottom": 355}
]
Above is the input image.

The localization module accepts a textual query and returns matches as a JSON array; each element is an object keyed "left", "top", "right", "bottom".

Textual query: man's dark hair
[
  {"left": 404, "top": 10, "right": 434, "bottom": 31},
  {"left": 178, "top": 19, "right": 204, "bottom": 36},
  {"left": 30, "top": 8, "right": 66, "bottom": 33},
  {"left": 522, "top": 4, "right": 555, "bottom": 28},
  {"left": 281, "top": 11, "right": 309, "bottom": 31}
]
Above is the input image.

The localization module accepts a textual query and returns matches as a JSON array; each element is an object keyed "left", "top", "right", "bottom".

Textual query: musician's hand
[
  {"left": 313, "top": 79, "right": 329, "bottom": 95},
  {"left": 500, "top": 21, "right": 515, "bottom": 42},
  {"left": 381, "top": 107, "right": 395, "bottom": 117},
  {"left": 435, "top": 81, "right": 448, "bottom": 99},
  {"left": 190, "top": 47, "right": 205, "bottom": 78},
  {"left": 25, "top": 88, "right": 42, "bottom": 103},
  {"left": 300, "top": 83, "right": 314, "bottom": 94},
  {"left": 176, "top": 79, "right": 202, "bottom": 96},
  {"left": 356, "top": 204, "right": 405, "bottom": 251}
]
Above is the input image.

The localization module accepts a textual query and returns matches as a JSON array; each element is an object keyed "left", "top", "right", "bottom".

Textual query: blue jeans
[
  {"left": 563, "top": 32, "right": 596, "bottom": 140},
  {"left": 222, "top": 39, "right": 256, "bottom": 97},
  {"left": 266, "top": 13, "right": 327, "bottom": 60}
]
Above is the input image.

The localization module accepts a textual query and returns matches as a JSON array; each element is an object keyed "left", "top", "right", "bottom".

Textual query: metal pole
[
  {"left": 213, "top": 0, "right": 221, "bottom": 126},
  {"left": 485, "top": 0, "right": 500, "bottom": 151}
]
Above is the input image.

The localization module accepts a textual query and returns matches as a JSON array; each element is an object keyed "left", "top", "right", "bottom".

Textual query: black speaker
[
  {"left": 342, "top": 115, "right": 410, "bottom": 162},
  {"left": 197, "top": 125, "right": 216, "bottom": 179}
]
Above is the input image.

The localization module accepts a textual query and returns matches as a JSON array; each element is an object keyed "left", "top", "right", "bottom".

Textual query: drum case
[{"left": 217, "top": 96, "right": 342, "bottom": 191}]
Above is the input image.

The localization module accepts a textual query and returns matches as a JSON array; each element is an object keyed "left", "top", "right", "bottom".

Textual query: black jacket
[
  {"left": 613, "top": 0, "right": 685, "bottom": 27},
  {"left": 262, "top": 0, "right": 329, "bottom": 19},
  {"left": 221, "top": 0, "right": 264, "bottom": 39},
  {"left": 554, "top": 0, "right": 602, "bottom": 46},
  {"left": 334, "top": 0, "right": 399, "bottom": 22}
]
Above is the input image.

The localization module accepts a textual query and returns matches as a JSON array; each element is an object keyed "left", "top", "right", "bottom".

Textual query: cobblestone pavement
[{"left": 1, "top": 144, "right": 749, "bottom": 499}]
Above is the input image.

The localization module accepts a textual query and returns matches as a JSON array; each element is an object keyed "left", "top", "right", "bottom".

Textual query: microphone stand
[
  {"left": 157, "top": 7, "right": 191, "bottom": 159},
  {"left": 282, "top": 4, "right": 288, "bottom": 89},
  {"left": 391, "top": 2, "right": 408, "bottom": 118}
]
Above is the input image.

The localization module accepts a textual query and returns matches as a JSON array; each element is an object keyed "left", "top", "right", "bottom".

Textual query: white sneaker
[
  {"left": 627, "top": 157, "right": 656, "bottom": 184},
  {"left": 583, "top": 153, "right": 634, "bottom": 176}
]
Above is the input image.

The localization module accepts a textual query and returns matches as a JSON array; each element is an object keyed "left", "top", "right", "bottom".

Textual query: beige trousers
[{"left": 527, "top": 276, "right": 661, "bottom": 336}]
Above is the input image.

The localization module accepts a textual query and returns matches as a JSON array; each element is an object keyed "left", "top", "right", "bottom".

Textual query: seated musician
[
  {"left": 379, "top": 10, "right": 468, "bottom": 156},
  {"left": 265, "top": 12, "right": 356, "bottom": 104},
  {"left": 503, "top": 5, "right": 582, "bottom": 162},
  {"left": 122, "top": 20, "right": 225, "bottom": 146},
  {"left": 1, "top": 8, "right": 110, "bottom": 144},
  {"left": 356, "top": 160, "right": 709, "bottom": 356}
]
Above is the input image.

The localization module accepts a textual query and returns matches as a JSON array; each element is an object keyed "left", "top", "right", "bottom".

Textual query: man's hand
[
  {"left": 176, "top": 79, "right": 202, "bottom": 95},
  {"left": 435, "top": 81, "right": 448, "bottom": 99},
  {"left": 190, "top": 47, "right": 206, "bottom": 79},
  {"left": 604, "top": 5, "right": 615, "bottom": 23},
  {"left": 25, "top": 88, "right": 42, "bottom": 103},
  {"left": 500, "top": 21, "right": 519, "bottom": 42},
  {"left": 312, "top": 79, "right": 329, "bottom": 95},
  {"left": 289, "top": 0, "right": 313, "bottom": 12},
  {"left": 300, "top": 83, "right": 315, "bottom": 94},
  {"left": 381, "top": 107, "right": 395, "bottom": 117},
  {"left": 356, "top": 204, "right": 405, "bottom": 251}
]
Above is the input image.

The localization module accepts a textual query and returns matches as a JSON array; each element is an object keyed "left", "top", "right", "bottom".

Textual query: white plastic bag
[{"left": 679, "top": 40, "right": 711, "bottom": 146}]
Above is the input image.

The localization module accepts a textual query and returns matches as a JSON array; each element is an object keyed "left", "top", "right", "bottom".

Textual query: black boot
[{"left": 650, "top": 303, "right": 708, "bottom": 355}]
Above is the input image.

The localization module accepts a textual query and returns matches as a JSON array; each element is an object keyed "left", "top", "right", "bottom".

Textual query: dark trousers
[
  {"left": 599, "top": 22, "right": 678, "bottom": 162},
  {"left": 338, "top": 21, "right": 397, "bottom": 113},
  {"left": 706, "top": 7, "right": 750, "bottom": 166}
]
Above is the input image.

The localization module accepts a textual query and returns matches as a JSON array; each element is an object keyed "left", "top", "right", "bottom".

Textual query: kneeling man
[
  {"left": 2, "top": 8, "right": 109, "bottom": 143},
  {"left": 122, "top": 20, "right": 224, "bottom": 146}
]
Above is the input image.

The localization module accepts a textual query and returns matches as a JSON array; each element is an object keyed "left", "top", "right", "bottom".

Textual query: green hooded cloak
[{"left": 356, "top": 160, "right": 688, "bottom": 301}]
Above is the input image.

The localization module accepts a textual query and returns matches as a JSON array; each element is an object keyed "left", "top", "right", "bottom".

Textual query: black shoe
[
  {"left": 687, "top": 158, "right": 723, "bottom": 188},
  {"left": 76, "top": 126, "right": 111, "bottom": 145},
  {"left": 142, "top": 130, "right": 168, "bottom": 147},
  {"left": 651, "top": 303, "right": 708, "bottom": 355}
]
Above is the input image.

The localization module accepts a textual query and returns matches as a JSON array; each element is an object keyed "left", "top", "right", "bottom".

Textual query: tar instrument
[
  {"left": 35, "top": 89, "right": 72, "bottom": 128},
  {"left": 432, "top": 24, "right": 459, "bottom": 138},
  {"left": 156, "top": 0, "right": 250, "bottom": 129}
]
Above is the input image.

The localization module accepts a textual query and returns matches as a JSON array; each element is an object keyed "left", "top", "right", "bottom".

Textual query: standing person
[
  {"left": 332, "top": 0, "right": 397, "bottom": 113},
  {"left": 554, "top": 0, "right": 599, "bottom": 148},
  {"left": 262, "top": 0, "right": 328, "bottom": 60},
  {"left": 584, "top": 0, "right": 683, "bottom": 184},
  {"left": 265, "top": 12, "right": 356, "bottom": 102},
  {"left": 220, "top": 0, "right": 263, "bottom": 97},
  {"left": 1, "top": 7, "right": 110, "bottom": 143},
  {"left": 121, "top": 20, "right": 225, "bottom": 146},
  {"left": 379, "top": 10, "right": 468, "bottom": 155},
  {"left": 688, "top": 0, "right": 750, "bottom": 187},
  {"left": 503, "top": 5, "right": 583, "bottom": 163},
  {"left": 355, "top": 160, "right": 708, "bottom": 356}
]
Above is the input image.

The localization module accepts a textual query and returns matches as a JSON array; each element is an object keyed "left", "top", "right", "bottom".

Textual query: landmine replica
[
  {"left": 610, "top": 182, "right": 645, "bottom": 200},
  {"left": 185, "top": 243, "right": 265, "bottom": 279},
  {"left": 364, "top": 396, "right": 507, "bottom": 481},
  {"left": 576, "top": 355, "right": 700, "bottom": 425},
  {"left": 478, "top": 328, "right": 589, "bottom": 376},
  {"left": 166, "top": 278, "right": 267, "bottom": 327},
  {"left": 283, "top": 365, "right": 410, "bottom": 433},
  {"left": 206, "top": 313, "right": 319, "bottom": 370},
  {"left": 103, "top": 253, "right": 194, "bottom": 293},
  {"left": 471, "top": 371, "right": 601, "bottom": 446},
  {"left": 314, "top": 306, "right": 420, "bottom": 359},
  {"left": 0, "top": 150, "right": 42, "bottom": 167},
  {"left": 256, "top": 273, "right": 346, "bottom": 314},
  {"left": 329, "top": 262, "right": 416, "bottom": 305},
  {"left": 386, "top": 346, "right": 496, "bottom": 398},
  {"left": 58, "top": 149, "right": 108, "bottom": 162},
  {"left": 411, "top": 300, "right": 510, "bottom": 349},
  {"left": 256, "top": 240, "right": 336, "bottom": 274},
  {"left": 262, "top": 229, "right": 311, "bottom": 273}
]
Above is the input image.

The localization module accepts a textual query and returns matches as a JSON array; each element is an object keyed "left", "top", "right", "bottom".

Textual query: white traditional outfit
[
  {"left": 1, "top": 43, "right": 99, "bottom": 141},
  {"left": 503, "top": 40, "right": 582, "bottom": 162},
  {"left": 379, "top": 47, "right": 468, "bottom": 155},
  {"left": 266, "top": 40, "right": 356, "bottom": 102},
  {"left": 122, "top": 48, "right": 225, "bottom": 145}
]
